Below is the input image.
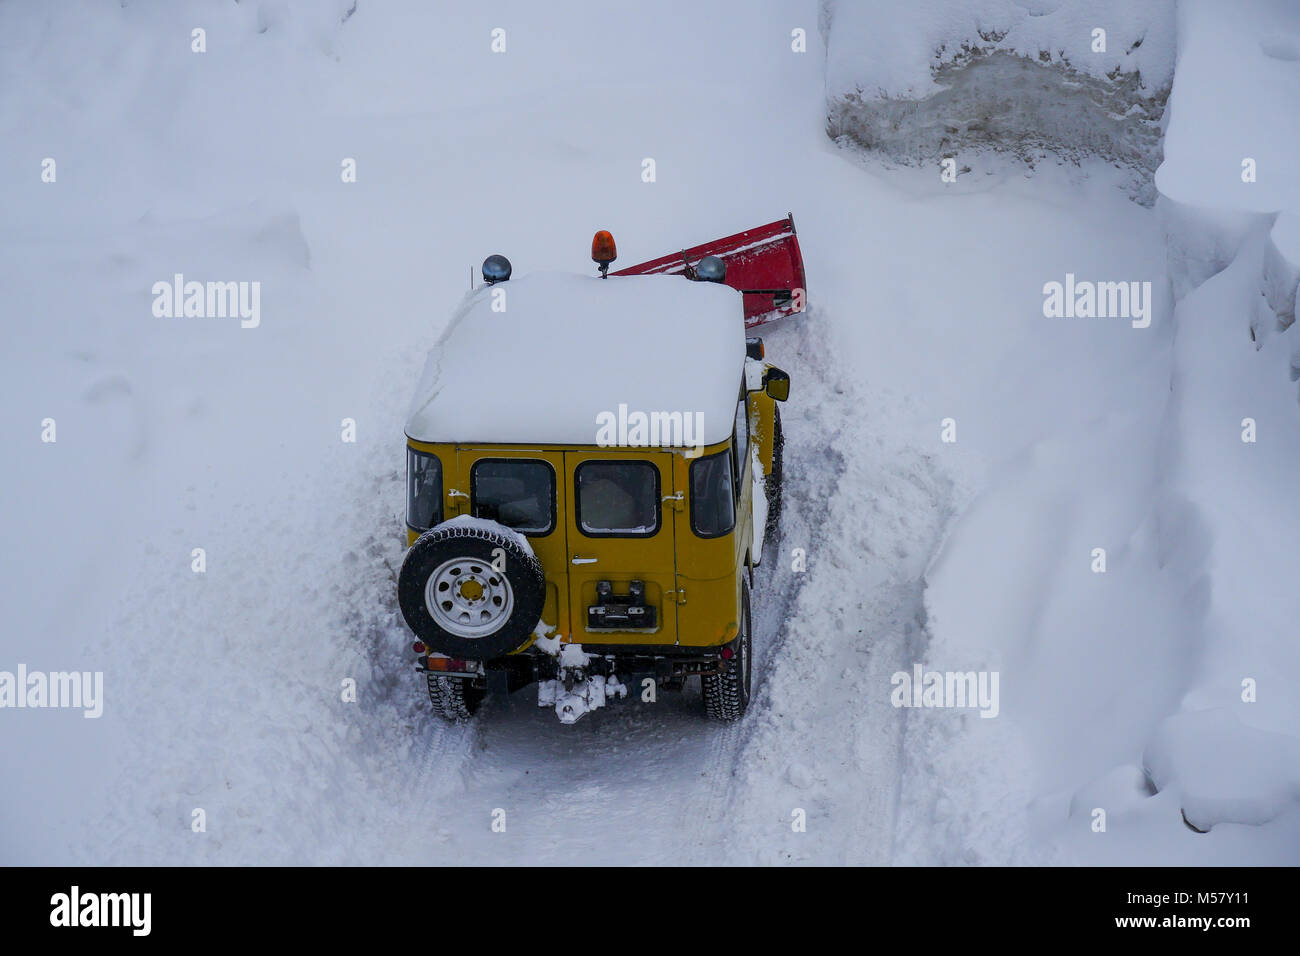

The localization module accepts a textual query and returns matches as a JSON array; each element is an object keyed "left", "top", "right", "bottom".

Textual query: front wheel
[{"left": 702, "top": 580, "right": 753, "bottom": 720}]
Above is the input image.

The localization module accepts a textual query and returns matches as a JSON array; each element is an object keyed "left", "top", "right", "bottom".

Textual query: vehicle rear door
[
  {"left": 562, "top": 450, "right": 679, "bottom": 646},
  {"left": 454, "top": 447, "right": 569, "bottom": 643}
]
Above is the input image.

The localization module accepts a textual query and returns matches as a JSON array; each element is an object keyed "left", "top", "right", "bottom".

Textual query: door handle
[
  {"left": 571, "top": 556, "right": 599, "bottom": 565},
  {"left": 447, "top": 488, "right": 469, "bottom": 500}
]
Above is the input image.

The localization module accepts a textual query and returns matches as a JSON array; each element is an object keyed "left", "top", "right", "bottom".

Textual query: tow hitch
[{"left": 535, "top": 639, "right": 627, "bottom": 724}]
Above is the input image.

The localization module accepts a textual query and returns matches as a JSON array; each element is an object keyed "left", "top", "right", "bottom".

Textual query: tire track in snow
[
  {"left": 328, "top": 466, "right": 487, "bottom": 863},
  {"left": 713, "top": 310, "right": 957, "bottom": 864},
  {"left": 672, "top": 312, "right": 850, "bottom": 864},
  {"left": 671, "top": 443, "right": 836, "bottom": 863}
]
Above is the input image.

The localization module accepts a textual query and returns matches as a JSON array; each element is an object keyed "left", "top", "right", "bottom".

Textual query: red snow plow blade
[{"left": 613, "top": 214, "right": 807, "bottom": 329}]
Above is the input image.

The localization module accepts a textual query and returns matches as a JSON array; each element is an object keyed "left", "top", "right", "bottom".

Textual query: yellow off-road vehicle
[{"left": 397, "top": 220, "right": 801, "bottom": 723}]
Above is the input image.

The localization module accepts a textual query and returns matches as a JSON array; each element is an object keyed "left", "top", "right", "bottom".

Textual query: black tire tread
[
  {"left": 398, "top": 520, "right": 545, "bottom": 659},
  {"left": 426, "top": 673, "right": 484, "bottom": 721},
  {"left": 702, "top": 583, "right": 752, "bottom": 721}
]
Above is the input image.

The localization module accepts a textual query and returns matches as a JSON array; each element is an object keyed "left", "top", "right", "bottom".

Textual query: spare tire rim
[{"left": 425, "top": 556, "right": 515, "bottom": 639}]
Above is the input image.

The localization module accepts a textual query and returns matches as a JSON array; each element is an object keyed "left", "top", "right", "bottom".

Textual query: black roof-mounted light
[
  {"left": 482, "top": 254, "right": 511, "bottom": 284},
  {"left": 695, "top": 255, "right": 726, "bottom": 283}
]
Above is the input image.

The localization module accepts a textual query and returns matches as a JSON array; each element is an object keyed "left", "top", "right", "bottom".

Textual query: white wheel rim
[{"left": 425, "top": 555, "right": 515, "bottom": 639}]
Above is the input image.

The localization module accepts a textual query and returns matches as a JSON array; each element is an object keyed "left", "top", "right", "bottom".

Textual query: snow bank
[
  {"left": 823, "top": 0, "right": 1175, "bottom": 101},
  {"left": 1154, "top": 0, "right": 1300, "bottom": 218},
  {"left": 823, "top": 0, "right": 1175, "bottom": 200},
  {"left": 894, "top": 0, "right": 1300, "bottom": 863},
  {"left": 1155, "top": 0, "right": 1300, "bottom": 319},
  {"left": 990, "top": 0, "right": 1300, "bottom": 858},
  {"left": 1263, "top": 214, "right": 1300, "bottom": 328},
  {"left": 1145, "top": 708, "right": 1300, "bottom": 832},
  {"left": 1139, "top": 221, "right": 1300, "bottom": 853}
]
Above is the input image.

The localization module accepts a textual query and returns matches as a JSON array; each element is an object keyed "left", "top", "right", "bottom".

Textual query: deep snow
[
  {"left": 1, "top": 0, "right": 1297, "bottom": 866},
  {"left": 824, "top": 0, "right": 1175, "bottom": 202}
]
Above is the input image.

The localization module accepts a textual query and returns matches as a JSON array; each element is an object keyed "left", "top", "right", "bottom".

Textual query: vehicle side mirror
[{"left": 763, "top": 366, "right": 790, "bottom": 402}]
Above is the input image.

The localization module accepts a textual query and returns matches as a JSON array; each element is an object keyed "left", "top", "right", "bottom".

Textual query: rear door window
[
  {"left": 470, "top": 458, "right": 556, "bottom": 535},
  {"left": 407, "top": 447, "right": 443, "bottom": 532},
  {"left": 575, "top": 460, "right": 660, "bottom": 536},
  {"left": 690, "top": 449, "right": 735, "bottom": 537}
]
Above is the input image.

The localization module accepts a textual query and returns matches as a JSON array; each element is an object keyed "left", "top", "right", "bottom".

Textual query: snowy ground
[{"left": 2, "top": 0, "right": 1297, "bottom": 865}]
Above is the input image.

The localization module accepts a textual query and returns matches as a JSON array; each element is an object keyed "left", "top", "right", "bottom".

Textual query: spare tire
[{"left": 398, "top": 518, "right": 545, "bottom": 660}]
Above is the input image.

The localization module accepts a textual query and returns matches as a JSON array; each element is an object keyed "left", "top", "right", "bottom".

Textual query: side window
[
  {"left": 470, "top": 458, "right": 555, "bottom": 535},
  {"left": 575, "top": 460, "right": 660, "bottom": 537},
  {"left": 691, "top": 450, "right": 736, "bottom": 538},
  {"left": 407, "top": 447, "right": 443, "bottom": 531},
  {"left": 731, "top": 394, "right": 750, "bottom": 491}
]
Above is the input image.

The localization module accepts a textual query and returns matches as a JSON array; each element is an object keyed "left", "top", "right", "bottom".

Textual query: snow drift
[{"left": 823, "top": 0, "right": 1175, "bottom": 200}]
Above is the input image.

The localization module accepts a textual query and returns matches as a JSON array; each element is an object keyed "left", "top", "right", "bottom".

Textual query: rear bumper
[{"left": 418, "top": 640, "right": 738, "bottom": 695}]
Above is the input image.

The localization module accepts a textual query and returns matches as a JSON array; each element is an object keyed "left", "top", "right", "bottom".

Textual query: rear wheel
[
  {"left": 702, "top": 580, "right": 752, "bottom": 720},
  {"left": 426, "top": 673, "right": 485, "bottom": 721}
]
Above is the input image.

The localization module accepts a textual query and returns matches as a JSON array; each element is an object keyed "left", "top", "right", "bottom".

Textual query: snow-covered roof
[{"left": 405, "top": 272, "right": 746, "bottom": 446}]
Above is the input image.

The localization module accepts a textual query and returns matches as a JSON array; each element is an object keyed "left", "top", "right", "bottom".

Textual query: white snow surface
[
  {"left": 823, "top": 0, "right": 1175, "bottom": 100},
  {"left": 405, "top": 272, "right": 744, "bottom": 446},
  {"left": 1145, "top": 708, "right": 1300, "bottom": 832},
  {"left": 1, "top": 0, "right": 1298, "bottom": 867},
  {"left": 1156, "top": 0, "right": 1300, "bottom": 327},
  {"left": 822, "top": 0, "right": 1175, "bottom": 201},
  {"left": 1155, "top": 0, "right": 1300, "bottom": 217}
]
